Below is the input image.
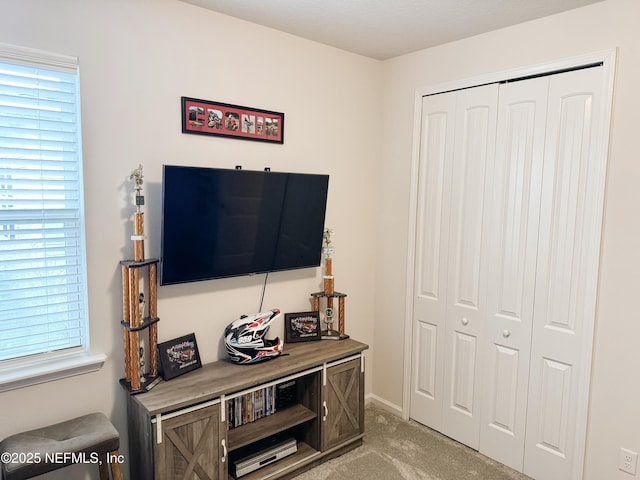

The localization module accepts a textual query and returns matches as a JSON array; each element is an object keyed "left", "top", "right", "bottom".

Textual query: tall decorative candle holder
[
  {"left": 311, "top": 228, "right": 349, "bottom": 340},
  {"left": 119, "top": 165, "right": 160, "bottom": 393}
]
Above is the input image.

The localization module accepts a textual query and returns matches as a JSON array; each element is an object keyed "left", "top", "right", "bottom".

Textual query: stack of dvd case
[{"left": 228, "top": 385, "right": 277, "bottom": 429}]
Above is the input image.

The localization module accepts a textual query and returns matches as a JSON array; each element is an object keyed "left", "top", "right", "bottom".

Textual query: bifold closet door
[
  {"left": 409, "top": 91, "right": 456, "bottom": 431},
  {"left": 523, "top": 66, "right": 607, "bottom": 480},
  {"left": 479, "top": 66, "right": 608, "bottom": 478},
  {"left": 478, "top": 75, "right": 549, "bottom": 471},
  {"left": 410, "top": 84, "right": 498, "bottom": 449},
  {"left": 441, "top": 84, "right": 498, "bottom": 449}
]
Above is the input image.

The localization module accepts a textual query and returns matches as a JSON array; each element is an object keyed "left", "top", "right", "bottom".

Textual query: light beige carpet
[{"left": 292, "top": 405, "right": 533, "bottom": 480}]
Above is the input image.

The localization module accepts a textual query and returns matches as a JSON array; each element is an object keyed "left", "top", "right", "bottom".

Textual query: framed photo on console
[
  {"left": 284, "top": 311, "right": 321, "bottom": 343},
  {"left": 157, "top": 333, "right": 202, "bottom": 380}
]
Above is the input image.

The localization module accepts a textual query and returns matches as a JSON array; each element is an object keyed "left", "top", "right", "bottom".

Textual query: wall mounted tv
[{"left": 160, "top": 165, "right": 329, "bottom": 285}]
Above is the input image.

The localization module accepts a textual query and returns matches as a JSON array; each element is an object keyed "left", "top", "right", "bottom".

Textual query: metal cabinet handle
[
  {"left": 323, "top": 401, "right": 328, "bottom": 421},
  {"left": 221, "top": 439, "right": 227, "bottom": 463}
]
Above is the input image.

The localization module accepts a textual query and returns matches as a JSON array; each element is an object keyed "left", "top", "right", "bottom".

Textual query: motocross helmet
[{"left": 224, "top": 308, "right": 283, "bottom": 364}]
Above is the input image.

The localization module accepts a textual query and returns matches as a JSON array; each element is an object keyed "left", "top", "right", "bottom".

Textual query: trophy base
[
  {"left": 321, "top": 330, "right": 350, "bottom": 341},
  {"left": 119, "top": 374, "right": 161, "bottom": 395}
]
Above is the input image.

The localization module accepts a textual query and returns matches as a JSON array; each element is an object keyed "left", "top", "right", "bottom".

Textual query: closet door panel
[
  {"left": 479, "top": 77, "right": 549, "bottom": 471},
  {"left": 442, "top": 83, "right": 498, "bottom": 449},
  {"left": 449, "top": 330, "right": 477, "bottom": 414},
  {"left": 410, "top": 92, "right": 456, "bottom": 429},
  {"left": 524, "top": 66, "right": 606, "bottom": 480},
  {"left": 413, "top": 321, "right": 438, "bottom": 401}
]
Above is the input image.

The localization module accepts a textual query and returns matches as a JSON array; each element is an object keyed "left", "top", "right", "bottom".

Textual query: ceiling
[{"left": 179, "top": 0, "right": 605, "bottom": 60}]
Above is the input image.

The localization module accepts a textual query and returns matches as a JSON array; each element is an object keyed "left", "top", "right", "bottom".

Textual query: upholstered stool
[{"left": 0, "top": 412, "right": 123, "bottom": 480}]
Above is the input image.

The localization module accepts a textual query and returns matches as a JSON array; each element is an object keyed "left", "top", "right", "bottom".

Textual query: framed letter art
[{"left": 181, "top": 97, "right": 284, "bottom": 144}]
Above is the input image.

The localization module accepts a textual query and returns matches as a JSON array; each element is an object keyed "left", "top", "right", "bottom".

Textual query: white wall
[
  {"left": 0, "top": 1, "right": 381, "bottom": 478},
  {"left": 374, "top": 0, "right": 640, "bottom": 479}
]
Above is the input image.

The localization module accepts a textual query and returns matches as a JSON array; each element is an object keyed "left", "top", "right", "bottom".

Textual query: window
[{"left": 0, "top": 43, "right": 89, "bottom": 365}]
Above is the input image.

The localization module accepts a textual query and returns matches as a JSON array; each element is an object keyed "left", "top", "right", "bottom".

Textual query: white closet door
[
  {"left": 478, "top": 76, "right": 549, "bottom": 470},
  {"left": 410, "top": 92, "right": 456, "bottom": 430},
  {"left": 524, "top": 66, "right": 606, "bottom": 480},
  {"left": 409, "top": 59, "right": 611, "bottom": 480},
  {"left": 441, "top": 84, "right": 498, "bottom": 449}
]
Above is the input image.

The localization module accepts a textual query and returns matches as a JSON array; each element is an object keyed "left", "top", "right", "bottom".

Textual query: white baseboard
[{"left": 365, "top": 393, "right": 403, "bottom": 417}]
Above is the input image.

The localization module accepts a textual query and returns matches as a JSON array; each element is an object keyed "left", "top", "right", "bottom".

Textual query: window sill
[{"left": 0, "top": 353, "right": 107, "bottom": 393}]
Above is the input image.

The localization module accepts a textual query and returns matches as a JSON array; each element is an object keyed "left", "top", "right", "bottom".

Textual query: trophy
[
  {"left": 311, "top": 228, "right": 349, "bottom": 340},
  {"left": 120, "top": 164, "right": 160, "bottom": 393}
]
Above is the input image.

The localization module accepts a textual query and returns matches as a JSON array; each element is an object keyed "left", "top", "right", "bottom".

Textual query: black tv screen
[{"left": 160, "top": 165, "right": 329, "bottom": 285}]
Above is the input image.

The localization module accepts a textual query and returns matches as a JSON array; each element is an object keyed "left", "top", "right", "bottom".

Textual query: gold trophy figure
[
  {"left": 139, "top": 346, "right": 146, "bottom": 385},
  {"left": 129, "top": 164, "right": 145, "bottom": 262},
  {"left": 312, "top": 228, "right": 349, "bottom": 340}
]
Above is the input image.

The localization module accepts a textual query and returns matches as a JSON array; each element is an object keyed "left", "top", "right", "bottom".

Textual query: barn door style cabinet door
[
  {"left": 322, "top": 357, "right": 365, "bottom": 451},
  {"left": 154, "top": 403, "right": 225, "bottom": 480}
]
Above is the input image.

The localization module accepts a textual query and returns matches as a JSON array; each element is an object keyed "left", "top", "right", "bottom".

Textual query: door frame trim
[{"left": 402, "top": 48, "right": 616, "bottom": 479}]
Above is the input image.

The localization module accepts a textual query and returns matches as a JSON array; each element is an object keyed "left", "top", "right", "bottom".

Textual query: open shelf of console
[
  {"left": 232, "top": 442, "right": 318, "bottom": 480},
  {"left": 227, "top": 403, "right": 317, "bottom": 451}
]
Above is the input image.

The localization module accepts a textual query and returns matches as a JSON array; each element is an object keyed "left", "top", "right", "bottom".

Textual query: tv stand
[{"left": 125, "top": 339, "right": 368, "bottom": 480}]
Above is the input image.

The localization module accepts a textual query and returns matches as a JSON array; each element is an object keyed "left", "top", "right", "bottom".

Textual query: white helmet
[{"left": 224, "top": 309, "right": 283, "bottom": 364}]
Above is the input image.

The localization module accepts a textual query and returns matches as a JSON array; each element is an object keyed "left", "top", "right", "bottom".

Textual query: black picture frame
[
  {"left": 157, "top": 333, "right": 202, "bottom": 380},
  {"left": 181, "top": 96, "right": 284, "bottom": 144},
  {"left": 284, "top": 311, "right": 321, "bottom": 343}
]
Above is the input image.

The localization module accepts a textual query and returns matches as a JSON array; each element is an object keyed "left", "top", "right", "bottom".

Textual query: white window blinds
[{"left": 0, "top": 44, "right": 88, "bottom": 363}]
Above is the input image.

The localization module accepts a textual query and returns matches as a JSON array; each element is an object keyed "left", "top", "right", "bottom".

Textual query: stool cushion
[{"left": 0, "top": 413, "right": 120, "bottom": 480}]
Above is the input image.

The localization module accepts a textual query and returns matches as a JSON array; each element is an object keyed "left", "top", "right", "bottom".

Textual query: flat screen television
[{"left": 160, "top": 165, "right": 329, "bottom": 285}]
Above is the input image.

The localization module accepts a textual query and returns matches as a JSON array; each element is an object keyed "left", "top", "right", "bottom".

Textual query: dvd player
[{"left": 232, "top": 437, "right": 297, "bottom": 478}]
